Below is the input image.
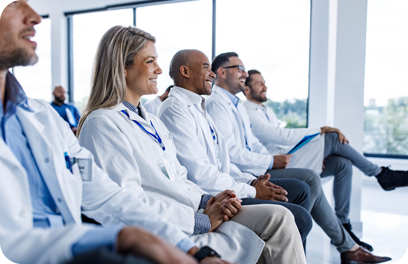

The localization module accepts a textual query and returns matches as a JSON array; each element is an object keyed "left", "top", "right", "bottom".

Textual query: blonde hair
[{"left": 77, "top": 26, "right": 155, "bottom": 136}]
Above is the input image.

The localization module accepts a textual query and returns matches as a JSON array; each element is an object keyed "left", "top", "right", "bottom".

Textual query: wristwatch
[{"left": 193, "top": 246, "right": 221, "bottom": 262}]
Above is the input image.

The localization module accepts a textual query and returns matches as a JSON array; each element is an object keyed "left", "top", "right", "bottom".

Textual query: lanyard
[
  {"left": 121, "top": 110, "right": 166, "bottom": 151},
  {"left": 208, "top": 122, "right": 218, "bottom": 143},
  {"left": 265, "top": 110, "right": 270, "bottom": 123}
]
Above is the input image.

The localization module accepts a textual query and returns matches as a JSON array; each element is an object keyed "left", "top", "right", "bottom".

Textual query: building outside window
[{"left": 364, "top": 0, "right": 408, "bottom": 156}]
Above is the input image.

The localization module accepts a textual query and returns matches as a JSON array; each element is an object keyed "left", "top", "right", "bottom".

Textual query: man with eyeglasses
[{"left": 205, "top": 52, "right": 391, "bottom": 264}]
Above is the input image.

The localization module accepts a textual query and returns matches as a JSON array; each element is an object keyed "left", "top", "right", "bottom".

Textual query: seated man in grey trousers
[
  {"left": 206, "top": 52, "right": 392, "bottom": 264},
  {"left": 243, "top": 69, "right": 408, "bottom": 252}
]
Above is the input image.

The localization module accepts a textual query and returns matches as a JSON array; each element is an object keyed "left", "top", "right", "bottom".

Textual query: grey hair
[{"left": 77, "top": 26, "right": 155, "bottom": 136}]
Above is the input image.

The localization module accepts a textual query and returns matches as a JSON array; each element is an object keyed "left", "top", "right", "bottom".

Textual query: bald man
[{"left": 51, "top": 86, "right": 81, "bottom": 134}]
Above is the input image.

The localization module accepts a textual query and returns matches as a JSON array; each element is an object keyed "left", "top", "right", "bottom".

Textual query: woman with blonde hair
[{"left": 78, "top": 25, "right": 307, "bottom": 264}]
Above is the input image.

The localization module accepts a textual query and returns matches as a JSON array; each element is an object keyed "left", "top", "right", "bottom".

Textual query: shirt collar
[
  {"left": 173, "top": 86, "right": 206, "bottom": 111},
  {"left": 220, "top": 88, "right": 240, "bottom": 107},
  {"left": 0, "top": 72, "right": 32, "bottom": 119}
]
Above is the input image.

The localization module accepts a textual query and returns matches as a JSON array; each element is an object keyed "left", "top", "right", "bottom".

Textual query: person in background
[
  {"left": 51, "top": 85, "right": 81, "bottom": 134},
  {"left": 243, "top": 69, "right": 408, "bottom": 252},
  {"left": 144, "top": 85, "right": 173, "bottom": 115},
  {"left": 206, "top": 52, "right": 392, "bottom": 264}
]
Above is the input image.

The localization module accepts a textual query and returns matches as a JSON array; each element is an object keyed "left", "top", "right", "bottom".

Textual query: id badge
[
  {"left": 71, "top": 158, "right": 92, "bottom": 181},
  {"left": 158, "top": 152, "right": 177, "bottom": 181},
  {"left": 213, "top": 142, "right": 222, "bottom": 171}
]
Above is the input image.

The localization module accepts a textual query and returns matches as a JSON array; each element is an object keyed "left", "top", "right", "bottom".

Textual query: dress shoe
[
  {"left": 342, "top": 221, "right": 373, "bottom": 252},
  {"left": 376, "top": 166, "right": 408, "bottom": 191},
  {"left": 341, "top": 246, "right": 391, "bottom": 264}
]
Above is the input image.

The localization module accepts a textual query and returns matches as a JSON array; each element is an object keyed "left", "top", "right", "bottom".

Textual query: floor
[{"left": 306, "top": 158, "right": 408, "bottom": 264}]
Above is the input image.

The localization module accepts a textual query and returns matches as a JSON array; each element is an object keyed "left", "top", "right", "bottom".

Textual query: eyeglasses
[{"left": 222, "top": 65, "right": 246, "bottom": 73}]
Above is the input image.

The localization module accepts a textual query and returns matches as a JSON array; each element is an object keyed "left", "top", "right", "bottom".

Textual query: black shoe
[
  {"left": 376, "top": 166, "right": 408, "bottom": 191},
  {"left": 342, "top": 221, "right": 374, "bottom": 252}
]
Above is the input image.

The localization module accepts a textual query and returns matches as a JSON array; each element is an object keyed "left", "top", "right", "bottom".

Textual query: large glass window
[
  {"left": 364, "top": 0, "right": 408, "bottom": 155},
  {"left": 72, "top": 9, "right": 133, "bottom": 111},
  {"left": 136, "top": 0, "right": 212, "bottom": 103},
  {"left": 216, "top": 0, "right": 310, "bottom": 128},
  {"left": 13, "top": 18, "right": 52, "bottom": 102}
]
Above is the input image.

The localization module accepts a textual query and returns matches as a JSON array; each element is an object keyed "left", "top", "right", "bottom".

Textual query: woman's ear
[{"left": 124, "top": 68, "right": 128, "bottom": 78}]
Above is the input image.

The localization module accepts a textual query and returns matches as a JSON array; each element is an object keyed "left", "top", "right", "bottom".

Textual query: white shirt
[
  {"left": 206, "top": 85, "right": 272, "bottom": 176},
  {"left": 158, "top": 86, "right": 257, "bottom": 199}
]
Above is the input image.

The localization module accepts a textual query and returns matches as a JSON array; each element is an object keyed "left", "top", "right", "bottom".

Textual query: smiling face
[
  {"left": 223, "top": 56, "right": 249, "bottom": 95},
  {"left": 0, "top": 0, "right": 42, "bottom": 70},
  {"left": 189, "top": 51, "right": 216, "bottom": 95},
  {"left": 125, "top": 41, "right": 162, "bottom": 97},
  {"left": 247, "top": 73, "right": 268, "bottom": 103}
]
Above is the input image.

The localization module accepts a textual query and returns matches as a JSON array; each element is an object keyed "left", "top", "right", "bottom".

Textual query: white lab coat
[
  {"left": 0, "top": 99, "right": 189, "bottom": 264},
  {"left": 206, "top": 86, "right": 271, "bottom": 176},
  {"left": 158, "top": 87, "right": 257, "bottom": 199},
  {"left": 143, "top": 96, "right": 162, "bottom": 115},
  {"left": 78, "top": 103, "right": 264, "bottom": 264},
  {"left": 243, "top": 100, "right": 324, "bottom": 174}
]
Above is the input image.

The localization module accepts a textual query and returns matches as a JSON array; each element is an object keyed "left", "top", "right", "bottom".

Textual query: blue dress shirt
[
  {"left": 51, "top": 102, "right": 81, "bottom": 128},
  {"left": 220, "top": 88, "right": 274, "bottom": 170},
  {"left": 1, "top": 72, "right": 121, "bottom": 256}
]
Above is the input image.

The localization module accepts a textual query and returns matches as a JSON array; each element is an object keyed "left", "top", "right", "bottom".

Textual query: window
[
  {"left": 136, "top": 0, "right": 212, "bottom": 103},
  {"left": 364, "top": 0, "right": 408, "bottom": 155},
  {"left": 216, "top": 0, "right": 311, "bottom": 128},
  {"left": 72, "top": 9, "right": 133, "bottom": 111},
  {"left": 13, "top": 17, "right": 52, "bottom": 102}
]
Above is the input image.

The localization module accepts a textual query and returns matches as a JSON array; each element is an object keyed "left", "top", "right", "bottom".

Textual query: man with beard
[{"left": 51, "top": 85, "right": 81, "bottom": 134}]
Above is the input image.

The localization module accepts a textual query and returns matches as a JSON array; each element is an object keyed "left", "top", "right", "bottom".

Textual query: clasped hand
[
  {"left": 203, "top": 190, "right": 242, "bottom": 232},
  {"left": 252, "top": 174, "right": 288, "bottom": 202}
]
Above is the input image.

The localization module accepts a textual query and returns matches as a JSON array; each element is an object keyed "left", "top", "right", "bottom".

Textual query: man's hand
[
  {"left": 322, "top": 159, "right": 326, "bottom": 173},
  {"left": 252, "top": 174, "right": 288, "bottom": 202},
  {"left": 214, "top": 189, "right": 236, "bottom": 202},
  {"left": 203, "top": 196, "right": 237, "bottom": 231},
  {"left": 117, "top": 227, "right": 198, "bottom": 264},
  {"left": 320, "top": 126, "right": 349, "bottom": 144},
  {"left": 71, "top": 126, "right": 77, "bottom": 135},
  {"left": 272, "top": 154, "right": 292, "bottom": 169}
]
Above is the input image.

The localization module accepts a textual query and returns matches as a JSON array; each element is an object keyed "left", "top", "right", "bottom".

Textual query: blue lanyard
[
  {"left": 208, "top": 122, "right": 218, "bottom": 143},
  {"left": 121, "top": 110, "right": 165, "bottom": 151},
  {"left": 265, "top": 112, "right": 270, "bottom": 123}
]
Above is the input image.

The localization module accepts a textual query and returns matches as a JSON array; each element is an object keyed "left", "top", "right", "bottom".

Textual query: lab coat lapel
[
  {"left": 213, "top": 86, "right": 247, "bottom": 146},
  {"left": 16, "top": 100, "right": 78, "bottom": 224}
]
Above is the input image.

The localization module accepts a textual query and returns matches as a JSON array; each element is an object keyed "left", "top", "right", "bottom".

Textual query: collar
[
  {"left": 219, "top": 87, "right": 240, "bottom": 107},
  {"left": 4, "top": 72, "right": 31, "bottom": 109},
  {"left": 113, "top": 102, "right": 149, "bottom": 124},
  {"left": 170, "top": 86, "right": 205, "bottom": 111}
]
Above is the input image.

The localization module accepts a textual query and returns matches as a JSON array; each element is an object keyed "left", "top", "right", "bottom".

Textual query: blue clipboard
[{"left": 287, "top": 132, "right": 320, "bottom": 155}]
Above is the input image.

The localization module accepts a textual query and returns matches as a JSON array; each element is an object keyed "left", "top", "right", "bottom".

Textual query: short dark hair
[
  {"left": 166, "top": 85, "right": 174, "bottom": 93},
  {"left": 211, "top": 52, "right": 239, "bottom": 75},
  {"left": 245, "top": 69, "right": 262, "bottom": 88}
]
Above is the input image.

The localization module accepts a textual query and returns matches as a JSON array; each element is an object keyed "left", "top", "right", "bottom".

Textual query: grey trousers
[
  {"left": 321, "top": 132, "right": 382, "bottom": 223},
  {"left": 266, "top": 168, "right": 356, "bottom": 253}
]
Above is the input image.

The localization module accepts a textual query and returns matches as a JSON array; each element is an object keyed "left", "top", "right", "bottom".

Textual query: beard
[
  {"left": 250, "top": 88, "right": 267, "bottom": 103},
  {"left": 0, "top": 34, "right": 38, "bottom": 70},
  {"left": 54, "top": 96, "right": 65, "bottom": 104}
]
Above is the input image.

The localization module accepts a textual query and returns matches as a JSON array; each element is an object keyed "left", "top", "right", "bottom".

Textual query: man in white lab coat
[
  {"left": 158, "top": 49, "right": 313, "bottom": 247},
  {"left": 0, "top": 2, "right": 230, "bottom": 264},
  {"left": 243, "top": 69, "right": 408, "bottom": 251},
  {"left": 205, "top": 52, "right": 392, "bottom": 264},
  {"left": 143, "top": 85, "right": 173, "bottom": 115}
]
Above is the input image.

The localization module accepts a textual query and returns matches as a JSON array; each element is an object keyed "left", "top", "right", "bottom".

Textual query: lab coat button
[
  {"left": 188, "top": 187, "right": 191, "bottom": 191},
  {"left": 45, "top": 158, "right": 50, "bottom": 163},
  {"left": 57, "top": 198, "right": 62, "bottom": 203}
]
